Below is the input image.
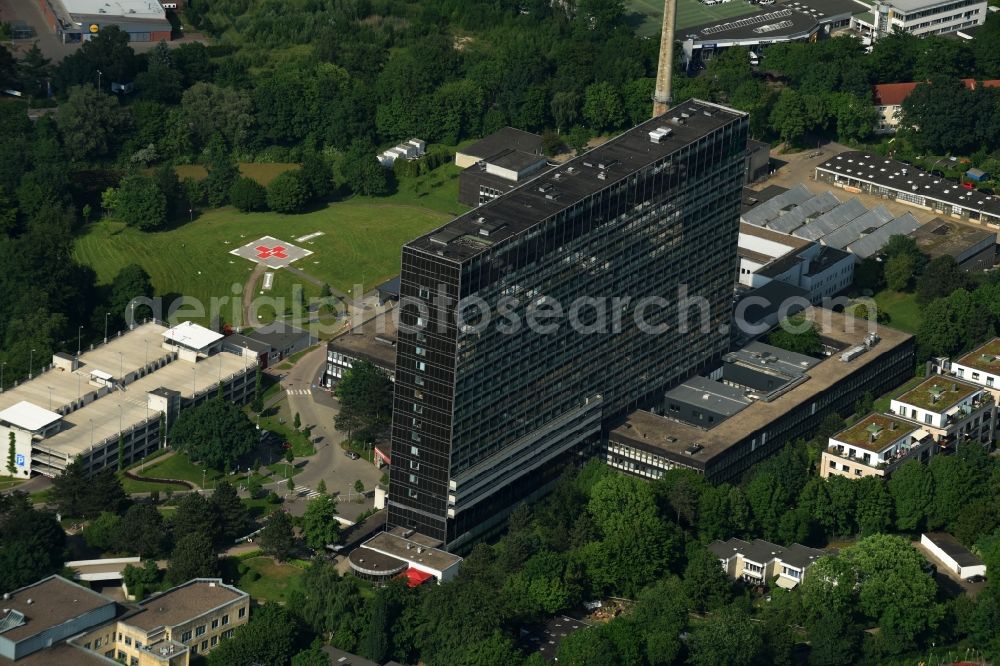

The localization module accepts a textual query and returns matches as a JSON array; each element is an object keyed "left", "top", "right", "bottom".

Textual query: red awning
[
  {"left": 374, "top": 446, "right": 391, "bottom": 465},
  {"left": 398, "top": 568, "right": 434, "bottom": 588}
]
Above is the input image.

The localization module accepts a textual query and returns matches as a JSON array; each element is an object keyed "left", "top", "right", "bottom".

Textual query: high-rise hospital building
[{"left": 387, "top": 101, "right": 749, "bottom": 549}]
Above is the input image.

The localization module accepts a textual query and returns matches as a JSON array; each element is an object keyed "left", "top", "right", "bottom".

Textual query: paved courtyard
[{"left": 230, "top": 236, "right": 313, "bottom": 269}]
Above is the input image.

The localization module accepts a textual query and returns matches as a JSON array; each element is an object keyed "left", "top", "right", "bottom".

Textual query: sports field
[
  {"left": 74, "top": 166, "right": 465, "bottom": 328},
  {"left": 628, "top": 0, "right": 761, "bottom": 35}
]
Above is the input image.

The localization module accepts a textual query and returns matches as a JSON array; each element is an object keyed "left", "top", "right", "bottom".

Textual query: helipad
[{"left": 230, "top": 236, "right": 313, "bottom": 269}]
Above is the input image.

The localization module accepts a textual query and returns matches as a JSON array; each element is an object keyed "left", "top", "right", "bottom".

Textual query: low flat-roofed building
[
  {"left": 0, "top": 576, "right": 117, "bottom": 663},
  {"left": 822, "top": 412, "right": 934, "bottom": 479},
  {"left": 852, "top": 0, "right": 988, "bottom": 41},
  {"left": 40, "top": 0, "right": 173, "bottom": 44},
  {"left": 889, "top": 376, "right": 995, "bottom": 448},
  {"left": 0, "top": 321, "right": 256, "bottom": 478},
  {"left": 815, "top": 151, "right": 1000, "bottom": 226},
  {"left": 323, "top": 314, "right": 397, "bottom": 387},
  {"left": 920, "top": 532, "right": 987, "bottom": 579},
  {"left": 458, "top": 148, "right": 550, "bottom": 207},
  {"left": 245, "top": 323, "right": 315, "bottom": 365},
  {"left": 911, "top": 219, "right": 996, "bottom": 271},
  {"left": 606, "top": 309, "right": 915, "bottom": 482},
  {"left": 349, "top": 530, "right": 462, "bottom": 586},
  {"left": 376, "top": 276, "right": 401, "bottom": 305},
  {"left": 663, "top": 376, "right": 752, "bottom": 427},
  {"left": 454, "top": 127, "right": 542, "bottom": 169},
  {"left": 161, "top": 321, "right": 224, "bottom": 361}
]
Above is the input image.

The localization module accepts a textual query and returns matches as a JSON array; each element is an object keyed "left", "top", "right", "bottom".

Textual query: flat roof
[
  {"left": 609, "top": 309, "right": 913, "bottom": 467},
  {"left": 665, "top": 376, "right": 751, "bottom": 417},
  {"left": 487, "top": 148, "right": 548, "bottom": 172},
  {"left": 727, "top": 341, "right": 821, "bottom": 375},
  {"left": 884, "top": 0, "right": 980, "bottom": 11},
  {"left": 816, "top": 151, "right": 1000, "bottom": 219},
  {"left": 127, "top": 579, "right": 246, "bottom": 631},
  {"left": 162, "top": 321, "right": 224, "bottom": 351},
  {"left": 923, "top": 532, "right": 983, "bottom": 567},
  {"left": 457, "top": 127, "right": 542, "bottom": 161},
  {"left": 955, "top": 338, "right": 1000, "bottom": 374},
  {"left": 681, "top": 6, "right": 821, "bottom": 44},
  {"left": 322, "top": 647, "right": 380, "bottom": 666},
  {"left": 362, "top": 532, "right": 462, "bottom": 573},
  {"left": 2, "top": 642, "right": 115, "bottom": 666},
  {"left": 911, "top": 219, "right": 996, "bottom": 260},
  {"left": 376, "top": 275, "right": 401, "bottom": 297},
  {"left": 223, "top": 333, "right": 271, "bottom": 355},
  {"left": 348, "top": 547, "right": 408, "bottom": 577},
  {"left": 895, "top": 376, "right": 980, "bottom": 412},
  {"left": 739, "top": 221, "right": 811, "bottom": 251},
  {"left": 0, "top": 323, "right": 253, "bottom": 460},
  {"left": 832, "top": 413, "right": 920, "bottom": 452},
  {"left": 407, "top": 101, "right": 746, "bottom": 262},
  {"left": 246, "top": 322, "right": 312, "bottom": 350},
  {"left": 0, "top": 576, "right": 113, "bottom": 642},
  {"left": 328, "top": 314, "right": 398, "bottom": 370},
  {"left": 0, "top": 401, "right": 62, "bottom": 432},
  {"left": 734, "top": 280, "right": 809, "bottom": 326},
  {"left": 58, "top": 0, "right": 165, "bottom": 19}
]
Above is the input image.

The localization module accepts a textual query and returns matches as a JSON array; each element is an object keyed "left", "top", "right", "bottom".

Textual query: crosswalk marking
[
  {"left": 293, "top": 485, "right": 321, "bottom": 499},
  {"left": 286, "top": 389, "right": 313, "bottom": 396}
]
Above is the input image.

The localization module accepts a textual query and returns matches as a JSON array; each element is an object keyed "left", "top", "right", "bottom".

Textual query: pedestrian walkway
[
  {"left": 287, "top": 388, "right": 313, "bottom": 396},
  {"left": 289, "top": 484, "right": 322, "bottom": 499}
]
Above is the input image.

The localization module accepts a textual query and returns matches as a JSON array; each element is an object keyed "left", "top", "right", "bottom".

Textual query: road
[{"left": 268, "top": 344, "right": 383, "bottom": 521}]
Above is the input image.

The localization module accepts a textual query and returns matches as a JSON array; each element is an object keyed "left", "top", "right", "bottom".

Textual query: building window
[
  {"left": 416, "top": 361, "right": 426, "bottom": 371},
  {"left": 924, "top": 414, "right": 932, "bottom": 424},
  {"left": 131, "top": 658, "right": 139, "bottom": 666},
  {"left": 222, "top": 614, "right": 229, "bottom": 625},
  {"left": 182, "top": 631, "right": 192, "bottom": 642},
  {"left": 408, "top": 488, "right": 418, "bottom": 498},
  {"left": 409, "top": 474, "right": 418, "bottom": 483},
  {"left": 973, "top": 372, "right": 981, "bottom": 380},
  {"left": 213, "top": 635, "right": 220, "bottom": 645},
  {"left": 411, "top": 432, "right": 421, "bottom": 442},
  {"left": 222, "top": 630, "right": 233, "bottom": 639},
  {"left": 125, "top": 637, "right": 132, "bottom": 646},
  {"left": 418, "top": 287, "right": 430, "bottom": 299},
  {"left": 196, "top": 625, "right": 206, "bottom": 637},
  {"left": 416, "top": 317, "right": 427, "bottom": 328},
  {"left": 410, "top": 460, "right": 420, "bottom": 470},
  {"left": 238, "top": 607, "right": 246, "bottom": 619},
  {"left": 410, "top": 445, "right": 419, "bottom": 456},
  {"left": 415, "top": 346, "right": 426, "bottom": 356},
  {"left": 828, "top": 460, "right": 836, "bottom": 468},
  {"left": 95, "top": 638, "right": 102, "bottom": 649},
  {"left": 212, "top": 619, "right": 219, "bottom": 629},
  {"left": 201, "top": 640, "right": 208, "bottom": 651}
]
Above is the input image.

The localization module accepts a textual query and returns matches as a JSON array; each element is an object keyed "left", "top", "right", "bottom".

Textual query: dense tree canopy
[{"left": 169, "top": 398, "right": 257, "bottom": 470}]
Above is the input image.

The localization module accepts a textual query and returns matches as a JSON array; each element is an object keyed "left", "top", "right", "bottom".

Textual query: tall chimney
[{"left": 652, "top": 0, "right": 677, "bottom": 117}]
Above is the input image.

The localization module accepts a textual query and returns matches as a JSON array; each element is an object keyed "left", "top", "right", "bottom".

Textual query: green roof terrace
[
  {"left": 831, "top": 413, "right": 920, "bottom": 452},
  {"left": 894, "top": 377, "right": 980, "bottom": 413},
  {"left": 956, "top": 339, "right": 1000, "bottom": 375}
]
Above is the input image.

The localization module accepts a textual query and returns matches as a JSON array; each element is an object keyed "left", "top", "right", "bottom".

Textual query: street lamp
[
  {"left": 202, "top": 469, "right": 206, "bottom": 489},
  {"left": 77, "top": 325, "right": 83, "bottom": 357},
  {"left": 0, "top": 361, "right": 6, "bottom": 393},
  {"left": 118, "top": 352, "right": 125, "bottom": 386},
  {"left": 104, "top": 313, "right": 110, "bottom": 344},
  {"left": 29, "top": 349, "right": 35, "bottom": 379}
]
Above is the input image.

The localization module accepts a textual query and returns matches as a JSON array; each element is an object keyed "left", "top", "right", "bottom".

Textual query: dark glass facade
[{"left": 388, "top": 103, "right": 750, "bottom": 548}]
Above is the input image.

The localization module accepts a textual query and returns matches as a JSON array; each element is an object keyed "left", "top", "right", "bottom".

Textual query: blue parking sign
[{"left": 15, "top": 454, "right": 25, "bottom": 468}]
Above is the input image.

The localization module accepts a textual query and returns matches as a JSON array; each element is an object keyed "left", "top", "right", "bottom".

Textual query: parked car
[
  {"left": 345, "top": 451, "right": 360, "bottom": 460},
  {"left": 965, "top": 574, "right": 987, "bottom": 584}
]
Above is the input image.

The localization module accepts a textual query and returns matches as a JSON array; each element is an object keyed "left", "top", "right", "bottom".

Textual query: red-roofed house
[{"left": 874, "top": 79, "right": 1000, "bottom": 133}]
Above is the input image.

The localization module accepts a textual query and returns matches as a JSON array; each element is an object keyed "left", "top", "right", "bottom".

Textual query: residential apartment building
[
  {"left": 889, "top": 376, "right": 995, "bottom": 449},
  {"left": 942, "top": 338, "right": 1000, "bottom": 400},
  {"left": 607, "top": 310, "right": 916, "bottom": 483},
  {"left": 0, "top": 321, "right": 257, "bottom": 479},
  {"left": 709, "top": 538, "right": 828, "bottom": 589},
  {"left": 0, "top": 577, "right": 247, "bottom": 666},
  {"left": 821, "top": 412, "right": 935, "bottom": 479},
  {"left": 387, "top": 101, "right": 750, "bottom": 549}
]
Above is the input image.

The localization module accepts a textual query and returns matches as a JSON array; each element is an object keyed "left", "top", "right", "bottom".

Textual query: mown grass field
[
  {"left": 225, "top": 555, "right": 305, "bottom": 604},
  {"left": 74, "top": 167, "right": 462, "bottom": 328},
  {"left": 172, "top": 162, "right": 300, "bottom": 186},
  {"left": 873, "top": 290, "right": 922, "bottom": 334},
  {"left": 627, "top": 0, "right": 761, "bottom": 35}
]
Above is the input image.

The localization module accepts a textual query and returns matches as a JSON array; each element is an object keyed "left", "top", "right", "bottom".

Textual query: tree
[
  {"left": 551, "top": 91, "right": 580, "bottom": 132},
  {"left": 292, "top": 644, "right": 332, "bottom": 666},
  {"left": 293, "top": 412, "right": 301, "bottom": 430},
  {"left": 110, "top": 264, "right": 154, "bottom": 325},
  {"left": 854, "top": 257, "right": 884, "bottom": 293},
  {"left": 207, "top": 603, "right": 299, "bottom": 666},
  {"left": 210, "top": 481, "right": 250, "bottom": 545},
  {"left": 300, "top": 151, "right": 332, "bottom": 201},
  {"left": 83, "top": 511, "right": 124, "bottom": 551},
  {"left": 301, "top": 494, "right": 340, "bottom": 549},
  {"left": 766, "top": 318, "right": 823, "bottom": 356},
  {"left": 343, "top": 139, "right": 390, "bottom": 196},
  {"left": 6, "top": 431, "right": 14, "bottom": 476},
  {"left": 266, "top": 171, "right": 310, "bottom": 214},
  {"left": 683, "top": 544, "right": 732, "bottom": 613},
  {"left": 167, "top": 532, "right": 218, "bottom": 585},
  {"left": 169, "top": 399, "right": 257, "bottom": 470},
  {"left": 181, "top": 83, "right": 254, "bottom": 150},
  {"left": 770, "top": 89, "right": 809, "bottom": 146},
  {"left": 171, "top": 491, "right": 221, "bottom": 546},
  {"left": 114, "top": 175, "right": 167, "bottom": 230},
  {"left": 916, "top": 255, "right": 966, "bottom": 304},
  {"left": 55, "top": 86, "right": 131, "bottom": 162},
  {"left": 884, "top": 253, "right": 917, "bottom": 292},
  {"left": 688, "top": 604, "right": 764, "bottom": 666},
  {"left": 854, "top": 475, "right": 894, "bottom": 536},
  {"left": 17, "top": 43, "right": 51, "bottom": 99},
  {"left": 0, "top": 492, "right": 66, "bottom": 593},
  {"left": 229, "top": 177, "right": 267, "bottom": 212},
  {"left": 50, "top": 459, "right": 125, "bottom": 518},
  {"left": 122, "top": 559, "right": 160, "bottom": 600},
  {"left": 122, "top": 502, "right": 168, "bottom": 558},
  {"left": 889, "top": 460, "right": 933, "bottom": 532},
  {"left": 582, "top": 81, "right": 624, "bottom": 131},
  {"left": 334, "top": 360, "right": 393, "bottom": 442},
  {"left": 260, "top": 510, "right": 296, "bottom": 561},
  {"left": 556, "top": 625, "right": 620, "bottom": 666},
  {"left": 202, "top": 134, "right": 239, "bottom": 208}
]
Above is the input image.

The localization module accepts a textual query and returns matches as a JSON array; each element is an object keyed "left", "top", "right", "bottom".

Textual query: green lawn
[
  {"left": 172, "top": 162, "right": 300, "bottom": 187},
  {"left": 226, "top": 555, "right": 305, "bottom": 604},
  {"left": 873, "top": 290, "right": 922, "bottom": 333},
  {"left": 627, "top": 0, "right": 761, "bottom": 35},
  {"left": 873, "top": 375, "right": 924, "bottom": 413},
  {"left": 0, "top": 477, "right": 27, "bottom": 491},
  {"left": 140, "top": 452, "right": 225, "bottom": 488},
  {"left": 74, "top": 171, "right": 461, "bottom": 328},
  {"left": 255, "top": 400, "right": 316, "bottom": 457}
]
